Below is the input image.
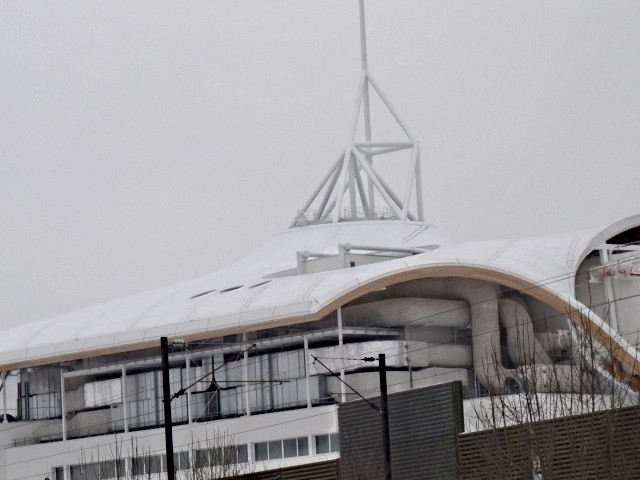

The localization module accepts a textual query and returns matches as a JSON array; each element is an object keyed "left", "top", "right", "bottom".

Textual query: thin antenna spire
[
  {"left": 359, "top": 0, "right": 375, "bottom": 212},
  {"left": 358, "top": 0, "right": 369, "bottom": 70}
]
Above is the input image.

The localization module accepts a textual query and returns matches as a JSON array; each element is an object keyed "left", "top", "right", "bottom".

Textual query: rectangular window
[
  {"left": 69, "top": 466, "right": 82, "bottom": 480},
  {"left": 196, "top": 444, "right": 247, "bottom": 465},
  {"left": 256, "top": 437, "right": 311, "bottom": 461},
  {"left": 99, "top": 461, "right": 115, "bottom": 479},
  {"left": 175, "top": 451, "right": 190, "bottom": 471},
  {"left": 131, "top": 455, "right": 164, "bottom": 476},
  {"left": 149, "top": 455, "right": 166, "bottom": 474},
  {"left": 314, "top": 433, "right": 339, "bottom": 454},
  {"left": 298, "top": 436, "right": 309, "bottom": 456},
  {"left": 237, "top": 444, "right": 248, "bottom": 463},
  {"left": 131, "top": 457, "right": 145, "bottom": 476},
  {"left": 283, "top": 438, "right": 298, "bottom": 458},
  {"left": 211, "top": 446, "right": 224, "bottom": 466},
  {"left": 330, "top": 433, "right": 340, "bottom": 452},
  {"left": 195, "top": 449, "right": 210, "bottom": 469},
  {"left": 69, "top": 463, "right": 102, "bottom": 480},
  {"left": 281, "top": 436, "right": 308, "bottom": 458},
  {"left": 213, "top": 445, "right": 239, "bottom": 466},
  {"left": 254, "top": 442, "right": 269, "bottom": 462},
  {"left": 315, "top": 434, "right": 330, "bottom": 454},
  {"left": 114, "top": 460, "right": 126, "bottom": 478},
  {"left": 268, "top": 440, "right": 283, "bottom": 459}
]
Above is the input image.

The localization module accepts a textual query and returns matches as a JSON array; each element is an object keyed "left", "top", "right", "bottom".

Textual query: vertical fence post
[{"left": 379, "top": 354, "right": 391, "bottom": 480}]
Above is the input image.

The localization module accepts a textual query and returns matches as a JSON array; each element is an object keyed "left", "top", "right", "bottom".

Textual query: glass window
[
  {"left": 330, "top": 433, "right": 340, "bottom": 453},
  {"left": 99, "top": 461, "right": 115, "bottom": 479},
  {"left": 237, "top": 444, "right": 248, "bottom": 463},
  {"left": 195, "top": 449, "right": 210, "bottom": 468},
  {"left": 82, "top": 463, "right": 100, "bottom": 479},
  {"left": 212, "top": 445, "right": 241, "bottom": 466},
  {"left": 69, "top": 466, "right": 82, "bottom": 480},
  {"left": 114, "top": 460, "right": 126, "bottom": 479},
  {"left": 130, "top": 454, "right": 165, "bottom": 476},
  {"left": 131, "top": 457, "right": 146, "bottom": 476},
  {"left": 315, "top": 434, "right": 330, "bottom": 454},
  {"left": 268, "top": 440, "right": 283, "bottom": 459},
  {"left": 148, "top": 455, "right": 165, "bottom": 474},
  {"left": 175, "top": 451, "right": 190, "bottom": 471},
  {"left": 298, "top": 436, "right": 309, "bottom": 456},
  {"left": 254, "top": 442, "right": 269, "bottom": 462},
  {"left": 54, "top": 467, "right": 64, "bottom": 480},
  {"left": 283, "top": 438, "right": 298, "bottom": 458},
  {"left": 211, "top": 446, "right": 224, "bottom": 466}
]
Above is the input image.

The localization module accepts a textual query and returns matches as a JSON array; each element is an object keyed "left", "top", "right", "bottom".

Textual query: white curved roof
[{"left": 2, "top": 216, "right": 639, "bottom": 372}]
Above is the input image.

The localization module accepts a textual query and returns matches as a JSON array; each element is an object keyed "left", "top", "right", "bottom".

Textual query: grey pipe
[
  {"left": 386, "top": 278, "right": 505, "bottom": 392},
  {"left": 499, "top": 298, "right": 552, "bottom": 367},
  {"left": 385, "top": 278, "right": 587, "bottom": 393},
  {"left": 342, "top": 297, "right": 470, "bottom": 328},
  {"left": 535, "top": 330, "right": 572, "bottom": 359}
]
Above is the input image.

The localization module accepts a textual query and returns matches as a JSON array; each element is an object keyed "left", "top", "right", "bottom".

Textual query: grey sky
[{"left": 1, "top": 1, "right": 639, "bottom": 328}]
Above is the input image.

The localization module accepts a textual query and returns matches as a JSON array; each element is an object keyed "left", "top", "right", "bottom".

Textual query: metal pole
[
  {"left": 292, "top": 155, "right": 342, "bottom": 227},
  {"left": 379, "top": 354, "right": 391, "bottom": 480},
  {"left": 358, "top": 0, "right": 368, "bottom": 71},
  {"left": 414, "top": 145, "right": 424, "bottom": 222},
  {"left": 359, "top": 0, "right": 375, "bottom": 210},
  {"left": 401, "top": 142, "right": 419, "bottom": 219},
  {"left": 160, "top": 337, "right": 176, "bottom": 480},
  {"left": 316, "top": 157, "right": 344, "bottom": 218},
  {"left": 352, "top": 147, "right": 404, "bottom": 219},
  {"left": 353, "top": 147, "right": 417, "bottom": 221},
  {"left": 354, "top": 142, "right": 414, "bottom": 148},
  {"left": 334, "top": 70, "right": 367, "bottom": 223},
  {"left": 348, "top": 157, "right": 357, "bottom": 217},
  {"left": 353, "top": 162, "right": 369, "bottom": 211},
  {"left": 367, "top": 72, "right": 415, "bottom": 140},
  {"left": 321, "top": 162, "right": 363, "bottom": 221},
  {"left": 356, "top": 145, "right": 413, "bottom": 156}
]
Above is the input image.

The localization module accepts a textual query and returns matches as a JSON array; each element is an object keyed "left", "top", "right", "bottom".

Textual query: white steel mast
[{"left": 293, "top": 0, "right": 424, "bottom": 227}]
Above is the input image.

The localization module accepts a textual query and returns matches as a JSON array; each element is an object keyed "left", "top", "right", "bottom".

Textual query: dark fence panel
[
  {"left": 338, "top": 382, "right": 463, "bottom": 480},
  {"left": 458, "top": 403, "right": 640, "bottom": 480}
]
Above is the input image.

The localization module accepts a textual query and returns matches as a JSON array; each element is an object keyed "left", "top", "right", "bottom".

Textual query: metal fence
[
  {"left": 458, "top": 403, "right": 640, "bottom": 480},
  {"left": 338, "top": 382, "right": 463, "bottom": 480}
]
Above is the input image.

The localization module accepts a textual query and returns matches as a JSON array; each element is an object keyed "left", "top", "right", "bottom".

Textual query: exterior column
[
  {"left": 338, "top": 307, "right": 346, "bottom": 403},
  {"left": 304, "top": 335, "right": 311, "bottom": 408},
  {"left": 2, "top": 371, "right": 7, "bottom": 424},
  {"left": 186, "top": 355, "right": 192, "bottom": 424},
  {"left": 60, "top": 370, "right": 66, "bottom": 441},
  {"left": 121, "top": 365, "right": 128, "bottom": 433},
  {"left": 243, "top": 333, "right": 251, "bottom": 416},
  {"left": 600, "top": 247, "right": 619, "bottom": 331},
  {"left": 61, "top": 369, "right": 69, "bottom": 480}
]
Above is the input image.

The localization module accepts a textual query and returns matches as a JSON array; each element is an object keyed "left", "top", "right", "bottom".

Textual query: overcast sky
[{"left": 1, "top": 1, "right": 639, "bottom": 329}]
